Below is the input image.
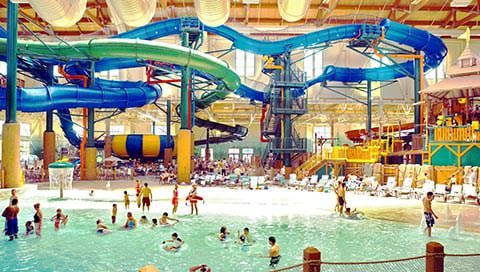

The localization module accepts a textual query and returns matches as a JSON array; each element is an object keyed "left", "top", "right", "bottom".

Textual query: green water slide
[{"left": 0, "top": 38, "right": 241, "bottom": 92}]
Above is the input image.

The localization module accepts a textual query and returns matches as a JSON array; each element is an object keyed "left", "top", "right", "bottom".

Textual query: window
[
  {"left": 314, "top": 126, "right": 332, "bottom": 151},
  {"left": 228, "top": 148, "right": 240, "bottom": 161},
  {"left": 110, "top": 125, "right": 125, "bottom": 135},
  {"left": 304, "top": 49, "right": 323, "bottom": 80},
  {"left": 242, "top": 148, "right": 254, "bottom": 163},
  {"left": 201, "top": 148, "right": 213, "bottom": 160},
  {"left": 0, "top": 62, "right": 6, "bottom": 75},
  {"left": 235, "top": 50, "right": 255, "bottom": 77},
  {"left": 98, "top": 69, "right": 120, "bottom": 80},
  {"left": 152, "top": 125, "right": 167, "bottom": 135},
  {"left": 425, "top": 60, "right": 445, "bottom": 85},
  {"left": 370, "top": 55, "right": 392, "bottom": 68}
]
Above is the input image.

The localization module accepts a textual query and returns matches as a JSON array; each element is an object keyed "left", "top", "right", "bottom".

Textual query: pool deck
[{"left": 4, "top": 179, "right": 480, "bottom": 233}]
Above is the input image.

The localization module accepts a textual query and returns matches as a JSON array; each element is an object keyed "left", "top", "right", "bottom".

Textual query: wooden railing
[{"left": 433, "top": 126, "right": 480, "bottom": 142}]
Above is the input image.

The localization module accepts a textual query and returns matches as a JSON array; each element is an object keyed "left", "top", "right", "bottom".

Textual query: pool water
[{"left": 1, "top": 189, "right": 480, "bottom": 272}]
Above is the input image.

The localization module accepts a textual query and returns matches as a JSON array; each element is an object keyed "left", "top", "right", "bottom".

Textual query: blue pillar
[
  {"left": 414, "top": 52, "right": 421, "bottom": 134},
  {"left": 6, "top": 0, "right": 18, "bottom": 123}
]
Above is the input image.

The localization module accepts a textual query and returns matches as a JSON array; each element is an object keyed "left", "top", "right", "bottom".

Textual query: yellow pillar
[
  {"left": 84, "top": 147, "right": 97, "bottom": 180},
  {"left": 177, "top": 129, "right": 192, "bottom": 183},
  {"left": 42, "top": 131, "right": 56, "bottom": 180},
  {"left": 2, "top": 123, "right": 23, "bottom": 188}
]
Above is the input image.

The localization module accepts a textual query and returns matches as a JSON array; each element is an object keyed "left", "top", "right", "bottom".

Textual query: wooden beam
[
  {"left": 84, "top": 9, "right": 103, "bottom": 29},
  {"left": 396, "top": 0, "right": 430, "bottom": 23},
  {"left": 316, "top": 0, "right": 339, "bottom": 26},
  {"left": 441, "top": 9, "right": 455, "bottom": 28},
  {"left": 387, "top": 0, "right": 402, "bottom": 20},
  {"left": 453, "top": 12, "right": 480, "bottom": 28}
]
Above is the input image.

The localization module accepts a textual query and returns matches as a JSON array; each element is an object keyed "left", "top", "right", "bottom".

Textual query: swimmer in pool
[
  {"left": 163, "top": 232, "right": 184, "bottom": 252},
  {"left": 140, "top": 215, "right": 149, "bottom": 225},
  {"left": 96, "top": 219, "right": 111, "bottom": 234},
  {"left": 152, "top": 218, "right": 158, "bottom": 228},
  {"left": 345, "top": 207, "right": 364, "bottom": 219},
  {"left": 23, "top": 221, "right": 34, "bottom": 237},
  {"left": 243, "top": 227, "right": 255, "bottom": 243},
  {"left": 189, "top": 264, "right": 211, "bottom": 272},
  {"left": 51, "top": 208, "right": 68, "bottom": 231},
  {"left": 219, "top": 226, "right": 230, "bottom": 241},
  {"left": 124, "top": 212, "right": 137, "bottom": 229},
  {"left": 159, "top": 212, "right": 179, "bottom": 226}
]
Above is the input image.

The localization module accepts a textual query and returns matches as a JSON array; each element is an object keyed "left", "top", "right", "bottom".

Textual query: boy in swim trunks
[
  {"left": 423, "top": 192, "right": 438, "bottom": 237},
  {"left": 159, "top": 212, "right": 179, "bottom": 225},
  {"left": 267, "top": 236, "right": 281, "bottom": 267},
  {"left": 123, "top": 191, "right": 130, "bottom": 209}
]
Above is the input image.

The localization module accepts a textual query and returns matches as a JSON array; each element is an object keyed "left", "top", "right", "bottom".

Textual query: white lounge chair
[
  {"left": 379, "top": 177, "right": 397, "bottom": 197},
  {"left": 446, "top": 184, "right": 463, "bottom": 203},
  {"left": 415, "top": 180, "right": 435, "bottom": 199},
  {"left": 462, "top": 184, "right": 478, "bottom": 204},
  {"left": 397, "top": 178, "right": 414, "bottom": 199},
  {"left": 249, "top": 176, "right": 258, "bottom": 190},
  {"left": 434, "top": 184, "right": 448, "bottom": 202},
  {"left": 288, "top": 173, "right": 298, "bottom": 188},
  {"left": 307, "top": 175, "right": 319, "bottom": 191}
]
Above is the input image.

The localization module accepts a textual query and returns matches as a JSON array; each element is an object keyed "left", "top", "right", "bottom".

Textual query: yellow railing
[{"left": 433, "top": 126, "right": 480, "bottom": 142}]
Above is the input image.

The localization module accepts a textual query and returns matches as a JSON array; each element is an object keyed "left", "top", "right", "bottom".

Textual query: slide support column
[
  {"left": 43, "top": 65, "right": 56, "bottom": 180},
  {"left": 283, "top": 52, "right": 292, "bottom": 175},
  {"left": 2, "top": 1, "right": 22, "bottom": 188},
  {"left": 164, "top": 100, "right": 173, "bottom": 164},
  {"left": 367, "top": 80, "right": 372, "bottom": 137},
  {"left": 178, "top": 31, "right": 193, "bottom": 183},
  {"left": 84, "top": 62, "right": 97, "bottom": 180}
]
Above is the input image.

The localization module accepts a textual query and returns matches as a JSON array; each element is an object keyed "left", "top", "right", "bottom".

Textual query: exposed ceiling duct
[
  {"left": 106, "top": 0, "right": 157, "bottom": 27},
  {"left": 194, "top": 0, "right": 230, "bottom": 27},
  {"left": 29, "top": 0, "right": 87, "bottom": 27},
  {"left": 278, "top": 0, "right": 312, "bottom": 22}
]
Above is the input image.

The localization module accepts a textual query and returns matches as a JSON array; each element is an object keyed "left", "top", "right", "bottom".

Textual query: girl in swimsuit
[
  {"left": 51, "top": 208, "right": 68, "bottom": 231},
  {"left": 186, "top": 184, "right": 203, "bottom": 215},
  {"left": 172, "top": 184, "right": 179, "bottom": 214}
]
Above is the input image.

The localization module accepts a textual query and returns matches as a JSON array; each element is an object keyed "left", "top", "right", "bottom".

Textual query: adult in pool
[
  {"left": 140, "top": 183, "right": 153, "bottom": 212},
  {"left": 219, "top": 226, "right": 230, "bottom": 241},
  {"left": 2, "top": 198, "right": 20, "bottom": 241},
  {"left": 33, "top": 203, "right": 43, "bottom": 237},
  {"left": 267, "top": 236, "right": 281, "bottom": 267},
  {"left": 96, "top": 219, "right": 112, "bottom": 234},
  {"left": 124, "top": 212, "right": 137, "bottom": 230}
]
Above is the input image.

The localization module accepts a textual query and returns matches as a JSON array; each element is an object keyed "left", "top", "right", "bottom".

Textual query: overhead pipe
[
  {"left": 194, "top": 0, "right": 230, "bottom": 27},
  {"left": 29, "top": 0, "right": 87, "bottom": 27},
  {"left": 106, "top": 0, "right": 157, "bottom": 27},
  {"left": 277, "top": 0, "right": 311, "bottom": 22}
]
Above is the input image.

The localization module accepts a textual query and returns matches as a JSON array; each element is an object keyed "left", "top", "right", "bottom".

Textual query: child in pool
[
  {"left": 96, "top": 219, "right": 111, "bottom": 234},
  {"left": 123, "top": 191, "right": 130, "bottom": 209},
  {"left": 51, "top": 208, "right": 68, "bottom": 231},
  {"left": 24, "top": 221, "right": 34, "bottom": 237},
  {"left": 140, "top": 215, "right": 149, "bottom": 224},
  {"left": 124, "top": 212, "right": 137, "bottom": 229},
  {"left": 159, "top": 212, "right": 179, "bottom": 225},
  {"left": 152, "top": 218, "right": 158, "bottom": 228},
  {"left": 112, "top": 204, "right": 117, "bottom": 224},
  {"left": 163, "top": 232, "right": 183, "bottom": 251},
  {"left": 219, "top": 226, "right": 230, "bottom": 241}
]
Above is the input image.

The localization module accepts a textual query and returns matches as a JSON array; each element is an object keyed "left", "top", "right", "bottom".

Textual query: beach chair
[
  {"left": 397, "top": 178, "right": 414, "bottom": 199},
  {"left": 249, "top": 176, "right": 258, "bottom": 190},
  {"left": 240, "top": 176, "right": 250, "bottom": 189},
  {"left": 446, "top": 184, "right": 464, "bottom": 203},
  {"left": 462, "top": 184, "right": 479, "bottom": 204},
  {"left": 414, "top": 180, "right": 435, "bottom": 199},
  {"left": 288, "top": 173, "right": 298, "bottom": 189},
  {"left": 379, "top": 177, "right": 397, "bottom": 197},
  {"left": 258, "top": 176, "right": 266, "bottom": 188},
  {"left": 434, "top": 184, "right": 448, "bottom": 202},
  {"left": 307, "top": 175, "right": 319, "bottom": 191}
]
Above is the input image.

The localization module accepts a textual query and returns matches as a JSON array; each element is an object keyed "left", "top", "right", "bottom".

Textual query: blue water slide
[{"left": 92, "top": 18, "right": 447, "bottom": 102}]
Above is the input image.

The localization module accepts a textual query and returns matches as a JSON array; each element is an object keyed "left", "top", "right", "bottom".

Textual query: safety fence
[{"left": 271, "top": 243, "right": 480, "bottom": 272}]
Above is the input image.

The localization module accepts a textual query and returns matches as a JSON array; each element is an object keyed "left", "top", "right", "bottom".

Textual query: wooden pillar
[
  {"left": 426, "top": 242, "right": 444, "bottom": 272},
  {"left": 303, "top": 247, "right": 321, "bottom": 272}
]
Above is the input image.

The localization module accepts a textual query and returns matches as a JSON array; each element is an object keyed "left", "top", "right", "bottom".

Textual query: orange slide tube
[{"left": 57, "top": 66, "right": 89, "bottom": 179}]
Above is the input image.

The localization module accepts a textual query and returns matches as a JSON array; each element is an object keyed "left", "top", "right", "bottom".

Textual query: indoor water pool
[{"left": 1, "top": 189, "right": 480, "bottom": 272}]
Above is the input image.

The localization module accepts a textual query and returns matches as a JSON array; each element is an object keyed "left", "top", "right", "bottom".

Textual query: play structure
[{"left": 0, "top": 10, "right": 448, "bottom": 186}]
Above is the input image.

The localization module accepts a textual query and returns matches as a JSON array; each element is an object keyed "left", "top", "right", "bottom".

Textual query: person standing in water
[
  {"left": 140, "top": 183, "right": 153, "bottom": 212},
  {"left": 2, "top": 198, "right": 20, "bottom": 241},
  {"left": 33, "top": 203, "right": 43, "bottom": 237},
  {"left": 186, "top": 184, "right": 202, "bottom": 215},
  {"left": 335, "top": 182, "right": 346, "bottom": 216},
  {"left": 172, "top": 184, "right": 179, "bottom": 215},
  {"left": 423, "top": 192, "right": 439, "bottom": 237},
  {"left": 266, "top": 236, "right": 280, "bottom": 267}
]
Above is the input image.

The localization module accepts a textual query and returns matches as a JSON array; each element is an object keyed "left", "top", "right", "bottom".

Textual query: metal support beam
[
  {"left": 414, "top": 52, "right": 421, "bottom": 134},
  {"left": 283, "top": 52, "right": 292, "bottom": 167},
  {"left": 367, "top": 80, "right": 372, "bottom": 136},
  {"left": 166, "top": 100, "right": 171, "bottom": 145},
  {"left": 87, "top": 62, "right": 96, "bottom": 147},
  {"left": 6, "top": 0, "right": 18, "bottom": 123},
  {"left": 180, "top": 31, "right": 192, "bottom": 130}
]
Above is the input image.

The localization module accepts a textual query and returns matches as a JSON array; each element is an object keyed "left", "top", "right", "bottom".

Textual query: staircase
[{"left": 295, "top": 154, "right": 327, "bottom": 178}]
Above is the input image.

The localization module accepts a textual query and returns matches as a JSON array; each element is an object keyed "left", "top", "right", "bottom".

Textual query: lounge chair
[
  {"left": 446, "top": 184, "right": 463, "bottom": 203},
  {"left": 307, "top": 175, "right": 319, "bottom": 191},
  {"left": 397, "top": 178, "right": 414, "bottom": 199},
  {"left": 240, "top": 176, "right": 250, "bottom": 189},
  {"left": 379, "top": 177, "right": 397, "bottom": 197},
  {"left": 249, "top": 176, "right": 258, "bottom": 190},
  {"left": 288, "top": 173, "right": 298, "bottom": 189},
  {"left": 462, "top": 184, "right": 478, "bottom": 204},
  {"left": 414, "top": 180, "right": 435, "bottom": 199},
  {"left": 434, "top": 184, "right": 448, "bottom": 202}
]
